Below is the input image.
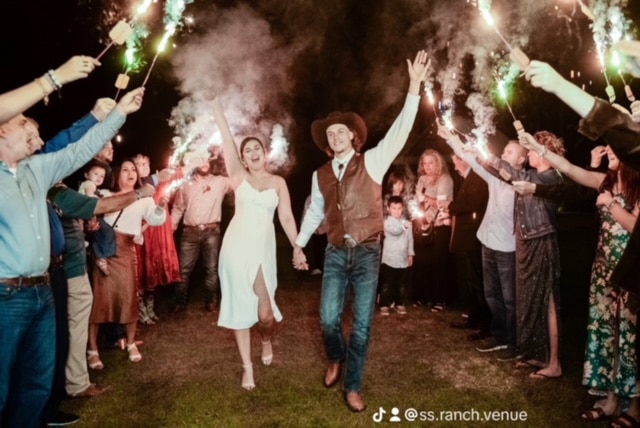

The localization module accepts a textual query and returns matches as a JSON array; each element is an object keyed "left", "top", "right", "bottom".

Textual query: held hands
[
  {"left": 55, "top": 55, "right": 100, "bottom": 85},
  {"left": 590, "top": 145, "right": 607, "bottom": 169},
  {"left": 512, "top": 180, "right": 536, "bottom": 196},
  {"left": 524, "top": 61, "right": 564, "bottom": 95},
  {"left": 90, "top": 98, "right": 117, "bottom": 121},
  {"left": 292, "top": 246, "right": 309, "bottom": 271},
  {"left": 116, "top": 87, "right": 145, "bottom": 115}
]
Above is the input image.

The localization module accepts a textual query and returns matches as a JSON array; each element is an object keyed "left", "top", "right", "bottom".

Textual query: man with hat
[{"left": 293, "top": 50, "right": 430, "bottom": 412}]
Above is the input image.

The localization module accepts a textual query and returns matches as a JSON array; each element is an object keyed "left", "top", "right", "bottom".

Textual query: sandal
[
  {"left": 579, "top": 407, "right": 611, "bottom": 422},
  {"left": 127, "top": 343, "right": 142, "bottom": 363},
  {"left": 610, "top": 414, "right": 640, "bottom": 428},
  {"left": 242, "top": 364, "right": 255, "bottom": 390},
  {"left": 261, "top": 340, "right": 273, "bottom": 366},
  {"left": 87, "top": 350, "right": 104, "bottom": 370}
]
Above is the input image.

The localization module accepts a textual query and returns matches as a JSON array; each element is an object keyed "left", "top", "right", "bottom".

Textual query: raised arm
[
  {"left": 0, "top": 56, "right": 100, "bottom": 124},
  {"left": 518, "top": 132, "right": 603, "bottom": 190},
  {"left": 212, "top": 97, "right": 245, "bottom": 186},
  {"left": 524, "top": 60, "right": 595, "bottom": 118}
]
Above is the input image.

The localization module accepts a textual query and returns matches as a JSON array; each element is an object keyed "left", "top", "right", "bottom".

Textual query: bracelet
[
  {"left": 607, "top": 199, "right": 619, "bottom": 210},
  {"left": 46, "top": 69, "right": 62, "bottom": 89},
  {"left": 539, "top": 146, "right": 548, "bottom": 158},
  {"left": 34, "top": 78, "right": 50, "bottom": 106}
]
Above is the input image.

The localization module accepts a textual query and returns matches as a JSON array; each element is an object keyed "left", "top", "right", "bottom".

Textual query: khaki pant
[{"left": 65, "top": 274, "right": 93, "bottom": 395}]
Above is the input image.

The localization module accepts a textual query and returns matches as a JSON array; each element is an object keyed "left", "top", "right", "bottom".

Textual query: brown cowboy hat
[{"left": 311, "top": 111, "right": 367, "bottom": 154}]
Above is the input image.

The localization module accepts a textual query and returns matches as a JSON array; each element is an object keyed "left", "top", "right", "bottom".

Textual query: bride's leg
[
  {"left": 253, "top": 266, "right": 275, "bottom": 365},
  {"left": 233, "top": 329, "right": 254, "bottom": 390}
]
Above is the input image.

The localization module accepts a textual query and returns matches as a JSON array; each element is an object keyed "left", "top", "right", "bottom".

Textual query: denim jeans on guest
[
  {"left": 175, "top": 227, "right": 221, "bottom": 306},
  {"left": 481, "top": 245, "right": 516, "bottom": 346},
  {"left": 320, "top": 242, "right": 381, "bottom": 393},
  {"left": 0, "top": 283, "right": 55, "bottom": 428}
]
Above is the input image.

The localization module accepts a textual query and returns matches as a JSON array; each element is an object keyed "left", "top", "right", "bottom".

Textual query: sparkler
[
  {"left": 142, "top": 26, "right": 175, "bottom": 87},
  {"left": 95, "top": 0, "right": 155, "bottom": 60},
  {"left": 611, "top": 50, "right": 636, "bottom": 102},
  {"left": 495, "top": 77, "right": 525, "bottom": 134},
  {"left": 476, "top": 2, "right": 530, "bottom": 71}
]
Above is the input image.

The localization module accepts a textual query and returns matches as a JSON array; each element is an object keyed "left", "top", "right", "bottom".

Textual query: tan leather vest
[{"left": 317, "top": 154, "right": 383, "bottom": 246}]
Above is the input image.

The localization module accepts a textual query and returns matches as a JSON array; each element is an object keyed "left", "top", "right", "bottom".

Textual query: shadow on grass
[{"left": 63, "top": 212, "right": 598, "bottom": 427}]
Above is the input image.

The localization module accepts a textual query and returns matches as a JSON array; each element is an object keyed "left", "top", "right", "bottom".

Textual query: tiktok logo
[{"left": 372, "top": 407, "right": 387, "bottom": 423}]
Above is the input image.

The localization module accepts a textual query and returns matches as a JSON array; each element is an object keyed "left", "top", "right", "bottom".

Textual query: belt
[
  {"left": 185, "top": 222, "right": 220, "bottom": 232},
  {"left": 0, "top": 273, "right": 50, "bottom": 287},
  {"left": 343, "top": 233, "right": 381, "bottom": 248}
]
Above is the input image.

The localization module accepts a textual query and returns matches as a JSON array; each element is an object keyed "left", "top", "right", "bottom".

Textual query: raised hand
[
  {"left": 54, "top": 55, "right": 101, "bottom": 85},
  {"left": 116, "top": 87, "right": 145, "bottom": 115},
  {"left": 90, "top": 98, "right": 117, "bottom": 121},
  {"left": 524, "top": 61, "right": 564, "bottom": 94},
  {"left": 590, "top": 145, "right": 607, "bottom": 169},
  {"left": 631, "top": 100, "right": 640, "bottom": 123},
  {"left": 517, "top": 131, "right": 539, "bottom": 150},
  {"left": 407, "top": 50, "right": 431, "bottom": 95}
]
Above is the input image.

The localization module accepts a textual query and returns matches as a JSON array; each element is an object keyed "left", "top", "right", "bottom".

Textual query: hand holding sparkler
[
  {"left": 631, "top": 100, "right": 640, "bottom": 123},
  {"left": 115, "top": 87, "right": 145, "bottom": 116},
  {"left": 90, "top": 98, "right": 117, "bottom": 121},
  {"left": 55, "top": 55, "right": 100, "bottom": 84},
  {"left": 137, "top": 183, "right": 156, "bottom": 199},
  {"left": 524, "top": 61, "right": 565, "bottom": 95}
]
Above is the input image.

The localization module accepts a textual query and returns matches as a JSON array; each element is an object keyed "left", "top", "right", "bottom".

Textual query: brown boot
[{"left": 323, "top": 362, "right": 342, "bottom": 388}]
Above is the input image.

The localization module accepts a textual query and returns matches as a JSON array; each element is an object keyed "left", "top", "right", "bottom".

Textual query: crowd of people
[{"left": 3, "top": 42, "right": 640, "bottom": 428}]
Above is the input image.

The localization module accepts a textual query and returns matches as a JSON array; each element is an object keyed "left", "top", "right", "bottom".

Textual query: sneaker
[
  {"left": 380, "top": 307, "right": 390, "bottom": 316},
  {"left": 496, "top": 347, "right": 525, "bottom": 361},
  {"left": 47, "top": 411, "right": 80, "bottom": 426},
  {"left": 431, "top": 303, "right": 444, "bottom": 313},
  {"left": 476, "top": 341, "right": 508, "bottom": 353},
  {"left": 395, "top": 305, "right": 407, "bottom": 315}
]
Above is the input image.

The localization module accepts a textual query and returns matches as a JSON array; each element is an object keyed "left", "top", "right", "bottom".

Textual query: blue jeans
[
  {"left": 482, "top": 245, "right": 516, "bottom": 346},
  {"left": 0, "top": 283, "right": 55, "bottom": 428},
  {"left": 320, "top": 242, "right": 380, "bottom": 393},
  {"left": 175, "top": 227, "right": 221, "bottom": 306}
]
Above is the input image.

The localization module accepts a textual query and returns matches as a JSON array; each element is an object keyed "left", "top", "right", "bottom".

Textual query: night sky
[{"left": 1, "top": 0, "right": 639, "bottom": 213}]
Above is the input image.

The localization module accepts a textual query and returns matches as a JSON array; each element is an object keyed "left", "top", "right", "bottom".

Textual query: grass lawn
[{"left": 62, "top": 212, "right": 600, "bottom": 427}]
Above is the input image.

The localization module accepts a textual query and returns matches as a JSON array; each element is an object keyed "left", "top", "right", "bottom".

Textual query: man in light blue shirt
[{"left": 0, "top": 87, "right": 144, "bottom": 428}]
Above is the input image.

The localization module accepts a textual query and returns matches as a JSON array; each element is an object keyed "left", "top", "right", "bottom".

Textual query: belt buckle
[
  {"left": 197, "top": 224, "right": 206, "bottom": 231},
  {"left": 344, "top": 234, "right": 357, "bottom": 248}
]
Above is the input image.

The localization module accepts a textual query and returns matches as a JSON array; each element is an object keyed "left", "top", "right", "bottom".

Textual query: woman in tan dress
[{"left": 87, "top": 159, "right": 167, "bottom": 367}]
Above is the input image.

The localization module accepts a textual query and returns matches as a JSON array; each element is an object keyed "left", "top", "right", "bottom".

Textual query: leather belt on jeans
[
  {"left": 0, "top": 273, "right": 50, "bottom": 287},
  {"left": 185, "top": 222, "right": 220, "bottom": 232},
  {"left": 343, "top": 233, "right": 381, "bottom": 248}
]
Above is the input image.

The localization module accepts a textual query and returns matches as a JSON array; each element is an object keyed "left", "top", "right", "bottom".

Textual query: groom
[{"left": 294, "top": 50, "right": 429, "bottom": 412}]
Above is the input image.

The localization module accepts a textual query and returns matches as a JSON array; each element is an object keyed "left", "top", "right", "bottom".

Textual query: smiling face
[
  {"left": 117, "top": 160, "right": 138, "bottom": 191},
  {"left": 134, "top": 155, "right": 150, "bottom": 178},
  {"left": 240, "top": 138, "right": 266, "bottom": 171},
  {"left": 325, "top": 123, "right": 354, "bottom": 158}
]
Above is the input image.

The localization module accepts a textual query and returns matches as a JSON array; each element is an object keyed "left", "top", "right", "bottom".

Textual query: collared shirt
[
  {"left": 170, "top": 174, "right": 232, "bottom": 230},
  {"left": 450, "top": 144, "right": 516, "bottom": 252},
  {"left": 0, "top": 110, "right": 125, "bottom": 278},
  {"left": 296, "top": 93, "right": 420, "bottom": 247},
  {"left": 381, "top": 216, "right": 415, "bottom": 268}
]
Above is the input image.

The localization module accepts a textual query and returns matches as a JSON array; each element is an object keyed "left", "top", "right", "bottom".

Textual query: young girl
[{"left": 212, "top": 98, "right": 300, "bottom": 390}]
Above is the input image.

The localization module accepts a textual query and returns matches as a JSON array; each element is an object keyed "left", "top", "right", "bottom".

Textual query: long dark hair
[
  {"left": 110, "top": 158, "right": 140, "bottom": 192},
  {"left": 599, "top": 163, "right": 640, "bottom": 209}
]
